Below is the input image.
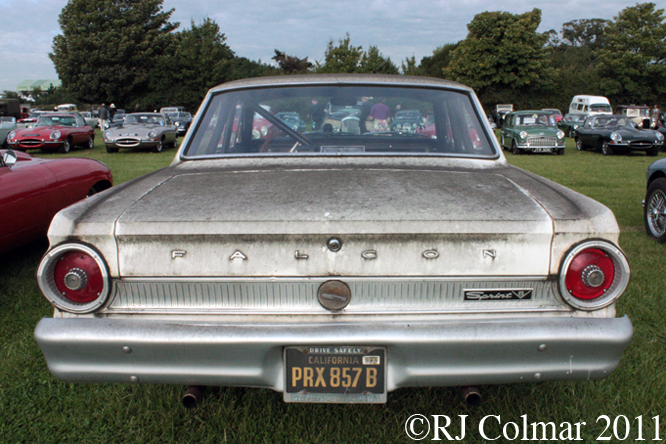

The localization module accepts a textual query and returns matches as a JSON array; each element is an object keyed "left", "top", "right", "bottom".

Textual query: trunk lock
[{"left": 327, "top": 238, "right": 342, "bottom": 252}]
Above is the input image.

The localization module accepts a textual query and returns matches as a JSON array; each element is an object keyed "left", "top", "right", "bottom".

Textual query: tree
[
  {"left": 143, "top": 18, "right": 236, "bottom": 111},
  {"left": 272, "top": 50, "right": 312, "bottom": 74},
  {"left": 50, "top": 0, "right": 178, "bottom": 106},
  {"left": 560, "top": 19, "right": 609, "bottom": 50},
  {"left": 224, "top": 57, "right": 279, "bottom": 81},
  {"left": 315, "top": 34, "right": 364, "bottom": 73},
  {"left": 315, "top": 34, "right": 397, "bottom": 74},
  {"left": 597, "top": 2, "right": 666, "bottom": 105},
  {"left": 545, "top": 19, "right": 610, "bottom": 113},
  {"left": 358, "top": 46, "right": 399, "bottom": 74},
  {"left": 419, "top": 44, "right": 458, "bottom": 78},
  {"left": 2, "top": 91, "right": 20, "bottom": 100},
  {"left": 445, "top": 9, "right": 554, "bottom": 106}
]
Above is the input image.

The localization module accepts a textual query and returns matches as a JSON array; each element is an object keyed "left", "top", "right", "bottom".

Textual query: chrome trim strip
[{"left": 104, "top": 276, "right": 568, "bottom": 315}]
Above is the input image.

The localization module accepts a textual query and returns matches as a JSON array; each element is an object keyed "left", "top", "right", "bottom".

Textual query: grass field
[{"left": 1, "top": 131, "right": 665, "bottom": 443}]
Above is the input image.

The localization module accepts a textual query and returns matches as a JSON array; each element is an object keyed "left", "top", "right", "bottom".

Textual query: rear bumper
[{"left": 34, "top": 315, "right": 632, "bottom": 392}]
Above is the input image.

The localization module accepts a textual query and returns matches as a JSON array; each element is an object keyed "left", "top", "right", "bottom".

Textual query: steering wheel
[{"left": 259, "top": 130, "right": 285, "bottom": 152}]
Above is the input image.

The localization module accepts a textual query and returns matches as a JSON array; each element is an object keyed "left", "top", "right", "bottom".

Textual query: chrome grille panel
[
  {"left": 527, "top": 137, "right": 557, "bottom": 147},
  {"left": 116, "top": 138, "right": 141, "bottom": 146},
  {"left": 629, "top": 141, "right": 653, "bottom": 149},
  {"left": 105, "top": 277, "right": 567, "bottom": 314},
  {"left": 19, "top": 139, "right": 43, "bottom": 146}
]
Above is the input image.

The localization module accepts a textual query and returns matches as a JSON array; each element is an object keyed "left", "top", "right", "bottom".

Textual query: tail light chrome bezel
[
  {"left": 37, "top": 243, "right": 110, "bottom": 314},
  {"left": 558, "top": 240, "right": 631, "bottom": 311}
]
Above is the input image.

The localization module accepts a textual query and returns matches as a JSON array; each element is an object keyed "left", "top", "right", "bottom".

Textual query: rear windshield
[{"left": 183, "top": 85, "right": 496, "bottom": 159}]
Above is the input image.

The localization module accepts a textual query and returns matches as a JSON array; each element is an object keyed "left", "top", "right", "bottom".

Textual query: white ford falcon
[{"left": 35, "top": 75, "right": 632, "bottom": 405}]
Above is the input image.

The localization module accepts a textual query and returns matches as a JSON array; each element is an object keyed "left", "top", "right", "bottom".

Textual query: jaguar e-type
[
  {"left": 575, "top": 115, "right": 664, "bottom": 156},
  {"left": 103, "top": 112, "right": 178, "bottom": 153},
  {"left": 6, "top": 113, "right": 95, "bottom": 153}
]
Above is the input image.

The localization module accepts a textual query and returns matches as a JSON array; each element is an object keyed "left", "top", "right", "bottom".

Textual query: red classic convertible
[
  {"left": 6, "top": 113, "right": 95, "bottom": 153},
  {"left": 0, "top": 150, "right": 112, "bottom": 254}
]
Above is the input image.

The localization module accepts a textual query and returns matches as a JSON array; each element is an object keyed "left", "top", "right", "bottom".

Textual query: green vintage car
[{"left": 500, "top": 110, "right": 566, "bottom": 155}]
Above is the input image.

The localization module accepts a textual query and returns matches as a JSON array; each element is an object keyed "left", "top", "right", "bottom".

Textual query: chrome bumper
[{"left": 35, "top": 316, "right": 632, "bottom": 391}]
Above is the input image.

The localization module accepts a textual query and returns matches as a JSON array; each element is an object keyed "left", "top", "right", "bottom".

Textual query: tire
[
  {"left": 568, "top": 129, "right": 574, "bottom": 139},
  {"left": 152, "top": 139, "right": 164, "bottom": 153},
  {"left": 646, "top": 147, "right": 659, "bottom": 157},
  {"left": 58, "top": 137, "right": 71, "bottom": 154},
  {"left": 557, "top": 148, "right": 565, "bottom": 155},
  {"left": 602, "top": 142, "right": 614, "bottom": 156},
  {"left": 171, "top": 134, "right": 178, "bottom": 148},
  {"left": 645, "top": 178, "right": 666, "bottom": 242},
  {"left": 512, "top": 141, "right": 521, "bottom": 155},
  {"left": 500, "top": 135, "right": 506, "bottom": 150},
  {"left": 106, "top": 145, "right": 119, "bottom": 153},
  {"left": 86, "top": 183, "right": 105, "bottom": 197},
  {"left": 575, "top": 137, "right": 584, "bottom": 151},
  {"left": 85, "top": 135, "right": 94, "bottom": 149}
]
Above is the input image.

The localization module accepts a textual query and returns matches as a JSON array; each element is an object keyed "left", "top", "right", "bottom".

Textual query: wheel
[
  {"left": 152, "top": 139, "right": 164, "bottom": 153},
  {"left": 645, "top": 178, "right": 666, "bottom": 242},
  {"left": 58, "top": 137, "right": 71, "bottom": 154},
  {"left": 171, "top": 134, "right": 178, "bottom": 148},
  {"left": 646, "top": 147, "right": 659, "bottom": 157},
  {"left": 86, "top": 183, "right": 105, "bottom": 197},
  {"left": 557, "top": 148, "right": 565, "bottom": 155},
  {"left": 85, "top": 135, "right": 94, "bottom": 149},
  {"left": 601, "top": 142, "right": 613, "bottom": 156},
  {"left": 568, "top": 129, "right": 574, "bottom": 138},
  {"left": 500, "top": 135, "right": 506, "bottom": 150},
  {"left": 512, "top": 141, "right": 521, "bottom": 155},
  {"left": 575, "top": 137, "right": 584, "bottom": 151},
  {"left": 106, "top": 145, "right": 119, "bottom": 153}
]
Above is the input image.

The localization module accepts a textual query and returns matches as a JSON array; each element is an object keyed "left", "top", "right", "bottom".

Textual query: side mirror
[{"left": 3, "top": 150, "right": 18, "bottom": 168}]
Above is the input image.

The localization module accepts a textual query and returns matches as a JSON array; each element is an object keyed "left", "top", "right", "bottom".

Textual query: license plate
[
  {"left": 284, "top": 346, "right": 386, "bottom": 403},
  {"left": 533, "top": 148, "right": 551, "bottom": 153}
]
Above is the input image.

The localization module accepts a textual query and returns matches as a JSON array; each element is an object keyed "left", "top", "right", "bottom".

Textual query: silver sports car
[
  {"left": 35, "top": 75, "right": 632, "bottom": 406},
  {"left": 103, "top": 112, "right": 178, "bottom": 153}
]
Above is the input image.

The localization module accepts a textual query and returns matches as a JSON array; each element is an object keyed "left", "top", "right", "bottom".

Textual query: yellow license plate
[{"left": 284, "top": 346, "right": 386, "bottom": 403}]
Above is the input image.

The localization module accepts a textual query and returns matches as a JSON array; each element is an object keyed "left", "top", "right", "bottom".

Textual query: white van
[
  {"left": 568, "top": 96, "right": 612, "bottom": 116},
  {"left": 56, "top": 103, "right": 78, "bottom": 112}
]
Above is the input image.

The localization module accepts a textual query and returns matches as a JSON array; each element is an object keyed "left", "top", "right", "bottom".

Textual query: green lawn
[{"left": 1, "top": 133, "right": 665, "bottom": 443}]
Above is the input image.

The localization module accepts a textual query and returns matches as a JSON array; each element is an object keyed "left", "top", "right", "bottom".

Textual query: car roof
[
  {"left": 208, "top": 74, "right": 472, "bottom": 94},
  {"left": 509, "top": 110, "right": 552, "bottom": 116}
]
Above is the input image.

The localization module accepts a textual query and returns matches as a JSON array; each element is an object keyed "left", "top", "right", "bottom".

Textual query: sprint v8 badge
[{"left": 464, "top": 289, "right": 533, "bottom": 301}]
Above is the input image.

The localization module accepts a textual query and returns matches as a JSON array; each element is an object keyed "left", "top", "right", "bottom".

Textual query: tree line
[{"left": 41, "top": 0, "right": 666, "bottom": 114}]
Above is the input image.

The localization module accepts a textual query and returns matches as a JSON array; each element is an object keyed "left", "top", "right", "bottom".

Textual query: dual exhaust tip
[{"left": 181, "top": 385, "right": 482, "bottom": 408}]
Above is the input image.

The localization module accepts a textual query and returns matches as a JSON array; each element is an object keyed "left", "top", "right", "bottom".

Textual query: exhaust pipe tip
[
  {"left": 460, "top": 386, "right": 482, "bottom": 406},
  {"left": 182, "top": 385, "right": 206, "bottom": 409}
]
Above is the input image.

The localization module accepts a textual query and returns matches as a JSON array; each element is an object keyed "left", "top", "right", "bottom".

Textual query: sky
[{"left": 0, "top": 0, "right": 654, "bottom": 93}]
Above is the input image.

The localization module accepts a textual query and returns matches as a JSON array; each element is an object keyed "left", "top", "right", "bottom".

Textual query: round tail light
[
  {"left": 38, "top": 244, "right": 110, "bottom": 313},
  {"left": 559, "top": 241, "right": 630, "bottom": 310}
]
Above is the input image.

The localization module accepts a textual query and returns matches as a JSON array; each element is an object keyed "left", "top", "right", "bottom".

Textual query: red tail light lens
[
  {"left": 564, "top": 248, "right": 615, "bottom": 299},
  {"left": 559, "top": 241, "right": 630, "bottom": 311},
  {"left": 53, "top": 251, "right": 105, "bottom": 303},
  {"left": 37, "top": 244, "right": 110, "bottom": 313}
]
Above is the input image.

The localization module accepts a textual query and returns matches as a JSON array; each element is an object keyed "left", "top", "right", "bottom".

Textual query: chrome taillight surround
[
  {"left": 558, "top": 240, "right": 631, "bottom": 311},
  {"left": 37, "top": 243, "right": 110, "bottom": 314}
]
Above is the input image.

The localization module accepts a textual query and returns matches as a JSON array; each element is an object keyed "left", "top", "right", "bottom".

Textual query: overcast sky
[{"left": 0, "top": 0, "right": 651, "bottom": 93}]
